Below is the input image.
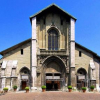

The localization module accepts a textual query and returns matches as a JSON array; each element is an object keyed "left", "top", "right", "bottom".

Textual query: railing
[
  {"left": 46, "top": 76, "right": 60, "bottom": 79},
  {"left": 40, "top": 50, "right": 66, "bottom": 55},
  {"left": 46, "top": 76, "right": 52, "bottom": 79},
  {"left": 53, "top": 76, "right": 60, "bottom": 79}
]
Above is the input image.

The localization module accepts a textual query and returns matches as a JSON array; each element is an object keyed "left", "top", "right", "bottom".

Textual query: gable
[
  {"left": 30, "top": 4, "right": 77, "bottom": 24},
  {"left": 0, "top": 38, "right": 31, "bottom": 56}
]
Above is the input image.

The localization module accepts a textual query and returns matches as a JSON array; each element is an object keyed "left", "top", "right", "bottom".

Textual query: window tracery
[{"left": 48, "top": 29, "right": 58, "bottom": 50}]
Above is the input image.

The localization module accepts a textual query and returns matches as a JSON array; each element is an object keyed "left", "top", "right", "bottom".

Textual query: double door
[{"left": 46, "top": 81, "right": 60, "bottom": 91}]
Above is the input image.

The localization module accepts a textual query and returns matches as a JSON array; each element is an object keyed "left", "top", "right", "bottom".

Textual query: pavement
[{"left": 0, "top": 91, "right": 100, "bottom": 100}]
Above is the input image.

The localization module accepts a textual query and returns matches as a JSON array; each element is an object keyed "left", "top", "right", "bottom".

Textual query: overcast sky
[{"left": 0, "top": 0, "right": 100, "bottom": 58}]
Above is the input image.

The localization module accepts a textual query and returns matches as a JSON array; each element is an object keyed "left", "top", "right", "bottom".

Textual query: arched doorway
[
  {"left": 77, "top": 68, "right": 87, "bottom": 90},
  {"left": 20, "top": 67, "right": 30, "bottom": 90},
  {"left": 42, "top": 56, "right": 66, "bottom": 91}
]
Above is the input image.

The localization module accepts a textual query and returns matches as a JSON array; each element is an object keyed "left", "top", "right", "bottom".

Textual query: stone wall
[
  {"left": 75, "top": 46, "right": 93, "bottom": 73},
  {"left": 3, "top": 42, "right": 31, "bottom": 73},
  {"left": 35, "top": 12, "right": 70, "bottom": 88},
  {"left": 1, "top": 42, "right": 31, "bottom": 90},
  {"left": 36, "top": 13, "right": 69, "bottom": 50},
  {"left": 75, "top": 46, "right": 100, "bottom": 90}
]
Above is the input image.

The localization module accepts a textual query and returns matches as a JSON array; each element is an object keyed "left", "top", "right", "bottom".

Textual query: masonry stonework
[{"left": 0, "top": 4, "right": 100, "bottom": 91}]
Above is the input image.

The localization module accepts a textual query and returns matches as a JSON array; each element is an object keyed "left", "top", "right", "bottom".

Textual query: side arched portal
[
  {"left": 20, "top": 67, "right": 31, "bottom": 90},
  {"left": 77, "top": 68, "right": 87, "bottom": 90},
  {"left": 42, "top": 56, "right": 66, "bottom": 91}
]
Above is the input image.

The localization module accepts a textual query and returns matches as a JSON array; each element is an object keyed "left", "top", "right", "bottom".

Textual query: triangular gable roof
[
  {"left": 0, "top": 38, "right": 31, "bottom": 55},
  {"left": 30, "top": 4, "right": 77, "bottom": 23}
]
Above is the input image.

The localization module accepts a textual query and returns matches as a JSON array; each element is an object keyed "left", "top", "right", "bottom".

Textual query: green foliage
[
  {"left": 25, "top": 87, "right": 29, "bottom": 90},
  {"left": 90, "top": 85, "right": 94, "bottom": 89},
  {"left": 3, "top": 87, "right": 8, "bottom": 90},
  {"left": 41, "top": 85, "right": 46, "bottom": 89},
  {"left": 68, "top": 86, "right": 72, "bottom": 89},
  {"left": 82, "top": 87, "right": 87, "bottom": 90},
  {"left": 13, "top": 85, "right": 17, "bottom": 89}
]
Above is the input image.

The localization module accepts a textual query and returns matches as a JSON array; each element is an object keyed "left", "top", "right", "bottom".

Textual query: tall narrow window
[
  {"left": 21, "top": 49, "right": 23, "bottom": 55},
  {"left": 43, "top": 19, "right": 45, "bottom": 25},
  {"left": 48, "top": 29, "right": 58, "bottom": 50},
  {"left": 61, "top": 19, "right": 63, "bottom": 25},
  {"left": 79, "top": 51, "right": 82, "bottom": 57}
]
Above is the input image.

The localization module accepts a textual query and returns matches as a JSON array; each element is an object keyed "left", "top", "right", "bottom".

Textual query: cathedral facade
[{"left": 0, "top": 4, "right": 100, "bottom": 91}]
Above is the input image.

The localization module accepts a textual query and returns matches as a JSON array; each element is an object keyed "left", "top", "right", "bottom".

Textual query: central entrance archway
[
  {"left": 46, "top": 62, "right": 61, "bottom": 91},
  {"left": 42, "top": 56, "right": 66, "bottom": 91}
]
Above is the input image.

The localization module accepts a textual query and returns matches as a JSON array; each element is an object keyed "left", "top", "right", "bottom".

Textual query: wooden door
[
  {"left": 54, "top": 81, "right": 60, "bottom": 89},
  {"left": 22, "top": 81, "right": 26, "bottom": 90},
  {"left": 57, "top": 81, "right": 60, "bottom": 89}
]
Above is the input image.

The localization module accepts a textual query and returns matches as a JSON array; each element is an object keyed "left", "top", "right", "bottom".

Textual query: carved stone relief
[{"left": 37, "top": 55, "right": 69, "bottom": 73}]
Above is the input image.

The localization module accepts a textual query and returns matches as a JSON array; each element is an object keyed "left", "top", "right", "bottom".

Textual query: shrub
[
  {"left": 90, "top": 85, "right": 94, "bottom": 89},
  {"left": 68, "top": 86, "right": 72, "bottom": 89},
  {"left": 25, "top": 87, "right": 29, "bottom": 90},
  {"left": 82, "top": 87, "right": 87, "bottom": 90},
  {"left": 3, "top": 87, "right": 8, "bottom": 90},
  {"left": 13, "top": 85, "right": 17, "bottom": 89},
  {"left": 41, "top": 85, "right": 46, "bottom": 89}
]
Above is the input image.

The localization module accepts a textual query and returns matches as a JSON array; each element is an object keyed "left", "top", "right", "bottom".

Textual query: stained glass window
[{"left": 48, "top": 29, "right": 58, "bottom": 50}]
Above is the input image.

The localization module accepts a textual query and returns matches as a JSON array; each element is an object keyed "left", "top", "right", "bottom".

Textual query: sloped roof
[
  {"left": 30, "top": 4, "right": 77, "bottom": 23},
  {"left": 75, "top": 42, "right": 100, "bottom": 59},
  {"left": 0, "top": 38, "right": 31, "bottom": 55},
  {"left": 0, "top": 38, "right": 99, "bottom": 59}
]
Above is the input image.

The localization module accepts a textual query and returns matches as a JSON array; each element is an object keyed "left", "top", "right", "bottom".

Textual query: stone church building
[{"left": 0, "top": 4, "right": 100, "bottom": 91}]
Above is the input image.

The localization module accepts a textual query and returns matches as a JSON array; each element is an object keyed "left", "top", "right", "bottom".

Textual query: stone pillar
[
  {"left": 31, "top": 17, "right": 37, "bottom": 89},
  {"left": 10, "top": 78, "right": 12, "bottom": 90},
  {"left": 69, "top": 18, "right": 76, "bottom": 87},
  {"left": 94, "top": 59, "right": 100, "bottom": 91},
  {"left": 17, "top": 74, "right": 21, "bottom": 90},
  {"left": 1, "top": 78, "right": 6, "bottom": 90}
]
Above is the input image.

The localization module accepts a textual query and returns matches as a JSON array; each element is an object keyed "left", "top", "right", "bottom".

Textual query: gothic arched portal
[{"left": 42, "top": 56, "right": 66, "bottom": 91}]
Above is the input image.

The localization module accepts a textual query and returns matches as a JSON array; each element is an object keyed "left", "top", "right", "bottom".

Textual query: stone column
[
  {"left": 94, "top": 59, "right": 100, "bottom": 91},
  {"left": 66, "top": 22, "right": 69, "bottom": 55},
  {"left": 69, "top": 18, "right": 76, "bottom": 87},
  {"left": 1, "top": 77, "right": 6, "bottom": 90},
  {"left": 17, "top": 74, "right": 21, "bottom": 90},
  {"left": 31, "top": 17, "right": 37, "bottom": 89},
  {"left": 10, "top": 78, "right": 12, "bottom": 90}
]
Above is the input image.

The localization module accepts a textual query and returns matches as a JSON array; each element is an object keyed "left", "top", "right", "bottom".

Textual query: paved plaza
[{"left": 0, "top": 92, "right": 100, "bottom": 100}]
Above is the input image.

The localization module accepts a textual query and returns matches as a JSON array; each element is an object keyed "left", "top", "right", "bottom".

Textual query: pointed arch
[
  {"left": 41, "top": 56, "right": 67, "bottom": 88},
  {"left": 42, "top": 56, "right": 67, "bottom": 69},
  {"left": 19, "top": 66, "right": 30, "bottom": 74},
  {"left": 77, "top": 68, "right": 87, "bottom": 75},
  {"left": 76, "top": 68, "right": 87, "bottom": 89},
  {"left": 47, "top": 27, "right": 59, "bottom": 50}
]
